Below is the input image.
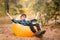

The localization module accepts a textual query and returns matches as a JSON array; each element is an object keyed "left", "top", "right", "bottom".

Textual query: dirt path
[
  {"left": 0, "top": 24, "right": 42, "bottom": 40},
  {"left": 0, "top": 24, "right": 60, "bottom": 40}
]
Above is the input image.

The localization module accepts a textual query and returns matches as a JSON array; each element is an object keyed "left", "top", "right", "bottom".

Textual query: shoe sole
[
  {"left": 35, "top": 30, "right": 46, "bottom": 37},
  {"left": 39, "top": 30, "right": 46, "bottom": 35}
]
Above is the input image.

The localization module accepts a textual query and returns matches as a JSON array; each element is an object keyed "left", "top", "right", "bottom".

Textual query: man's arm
[
  {"left": 11, "top": 19, "right": 20, "bottom": 23},
  {"left": 6, "top": 12, "right": 20, "bottom": 23},
  {"left": 30, "top": 12, "right": 40, "bottom": 22},
  {"left": 35, "top": 12, "right": 40, "bottom": 19},
  {"left": 6, "top": 12, "right": 13, "bottom": 19}
]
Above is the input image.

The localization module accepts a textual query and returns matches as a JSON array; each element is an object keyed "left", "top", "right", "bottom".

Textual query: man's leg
[
  {"left": 28, "top": 23, "right": 46, "bottom": 36},
  {"left": 28, "top": 23, "right": 36, "bottom": 33},
  {"left": 33, "top": 23, "right": 41, "bottom": 31},
  {"left": 33, "top": 23, "right": 46, "bottom": 37}
]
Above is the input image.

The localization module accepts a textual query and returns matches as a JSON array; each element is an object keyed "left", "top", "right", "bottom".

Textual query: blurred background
[
  {"left": 0, "top": 0, "right": 60, "bottom": 25},
  {"left": 0, "top": 0, "right": 60, "bottom": 40}
]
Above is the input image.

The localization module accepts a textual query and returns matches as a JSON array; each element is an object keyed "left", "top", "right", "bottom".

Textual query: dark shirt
[{"left": 12, "top": 19, "right": 37, "bottom": 26}]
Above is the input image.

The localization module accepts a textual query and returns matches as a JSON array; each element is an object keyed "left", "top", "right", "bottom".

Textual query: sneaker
[
  {"left": 35, "top": 30, "right": 46, "bottom": 38},
  {"left": 35, "top": 32, "right": 39, "bottom": 36},
  {"left": 39, "top": 30, "right": 46, "bottom": 35},
  {"left": 35, "top": 30, "right": 42, "bottom": 36}
]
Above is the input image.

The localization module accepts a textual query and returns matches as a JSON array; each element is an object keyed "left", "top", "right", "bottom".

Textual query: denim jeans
[{"left": 28, "top": 23, "right": 41, "bottom": 33}]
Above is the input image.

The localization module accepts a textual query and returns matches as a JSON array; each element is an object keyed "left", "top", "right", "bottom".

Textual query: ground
[{"left": 0, "top": 16, "right": 60, "bottom": 40}]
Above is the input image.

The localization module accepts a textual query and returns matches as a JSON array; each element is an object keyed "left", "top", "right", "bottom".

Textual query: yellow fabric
[{"left": 12, "top": 23, "right": 37, "bottom": 36}]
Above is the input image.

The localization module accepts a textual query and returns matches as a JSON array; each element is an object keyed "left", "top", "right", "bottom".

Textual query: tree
[
  {"left": 33, "top": 0, "right": 60, "bottom": 25},
  {"left": 52, "top": 0, "right": 60, "bottom": 24},
  {"left": 45, "top": 0, "right": 60, "bottom": 24}
]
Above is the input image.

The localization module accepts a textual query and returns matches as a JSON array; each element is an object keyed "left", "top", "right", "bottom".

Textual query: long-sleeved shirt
[{"left": 12, "top": 19, "right": 37, "bottom": 26}]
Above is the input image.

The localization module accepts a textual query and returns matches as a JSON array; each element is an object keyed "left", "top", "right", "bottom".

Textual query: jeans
[{"left": 28, "top": 23, "right": 41, "bottom": 33}]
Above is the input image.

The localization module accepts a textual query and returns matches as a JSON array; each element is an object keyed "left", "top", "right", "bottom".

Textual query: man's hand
[
  {"left": 35, "top": 12, "right": 40, "bottom": 19},
  {"left": 6, "top": 12, "right": 13, "bottom": 19}
]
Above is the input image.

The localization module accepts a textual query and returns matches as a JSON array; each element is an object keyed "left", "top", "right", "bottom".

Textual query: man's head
[{"left": 20, "top": 14, "right": 27, "bottom": 20}]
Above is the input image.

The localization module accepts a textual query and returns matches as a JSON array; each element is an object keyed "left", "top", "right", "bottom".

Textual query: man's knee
[{"left": 35, "top": 23, "right": 40, "bottom": 26}]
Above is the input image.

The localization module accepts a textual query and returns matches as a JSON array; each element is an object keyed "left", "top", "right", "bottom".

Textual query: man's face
[{"left": 21, "top": 15, "right": 26, "bottom": 20}]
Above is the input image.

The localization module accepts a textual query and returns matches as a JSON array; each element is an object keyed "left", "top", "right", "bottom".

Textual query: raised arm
[
  {"left": 6, "top": 12, "right": 13, "bottom": 19},
  {"left": 35, "top": 12, "right": 40, "bottom": 19},
  {"left": 6, "top": 12, "right": 20, "bottom": 23},
  {"left": 30, "top": 12, "right": 40, "bottom": 22}
]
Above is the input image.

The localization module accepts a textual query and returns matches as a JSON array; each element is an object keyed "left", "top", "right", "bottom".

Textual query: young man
[{"left": 6, "top": 12, "right": 46, "bottom": 37}]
